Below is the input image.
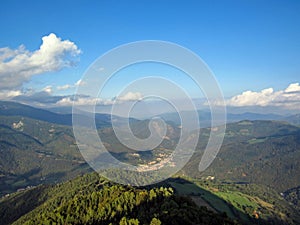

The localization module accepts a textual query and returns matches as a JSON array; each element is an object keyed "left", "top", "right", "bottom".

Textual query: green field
[{"left": 169, "top": 180, "right": 243, "bottom": 221}]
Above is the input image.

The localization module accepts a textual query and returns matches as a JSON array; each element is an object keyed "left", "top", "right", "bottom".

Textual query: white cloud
[
  {"left": 0, "top": 33, "right": 81, "bottom": 90},
  {"left": 57, "top": 79, "right": 85, "bottom": 91},
  {"left": 285, "top": 82, "right": 300, "bottom": 93},
  {"left": 223, "top": 83, "right": 300, "bottom": 109},
  {"left": 56, "top": 96, "right": 96, "bottom": 106},
  {"left": 57, "top": 84, "right": 72, "bottom": 91},
  {"left": 117, "top": 92, "right": 143, "bottom": 101},
  {"left": 56, "top": 96, "right": 113, "bottom": 106},
  {"left": 56, "top": 91, "right": 143, "bottom": 106},
  {"left": 0, "top": 47, "right": 20, "bottom": 62},
  {"left": 43, "top": 85, "right": 52, "bottom": 94},
  {"left": 0, "top": 90, "right": 22, "bottom": 99}
]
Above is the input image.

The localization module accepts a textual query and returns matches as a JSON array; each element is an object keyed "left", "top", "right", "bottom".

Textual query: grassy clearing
[
  {"left": 247, "top": 138, "right": 267, "bottom": 144},
  {"left": 214, "top": 191, "right": 259, "bottom": 211},
  {"left": 169, "top": 181, "right": 236, "bottom": 219}
]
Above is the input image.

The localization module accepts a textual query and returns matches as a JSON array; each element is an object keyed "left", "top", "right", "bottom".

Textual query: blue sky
[{"left": 0, "top": 0, "right": 299, "bottom": 112}]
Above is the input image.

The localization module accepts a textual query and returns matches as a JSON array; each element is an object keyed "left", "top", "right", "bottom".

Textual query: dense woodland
[{"left": 1, "top": 173, "right": 238, "bottom": 225}]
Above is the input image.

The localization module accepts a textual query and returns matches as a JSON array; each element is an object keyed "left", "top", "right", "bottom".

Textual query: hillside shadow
[
  {"left": 158, "top": 177, "right": 293, "bottom": 225},
  {"left": 159, "top": 177, "right": 253, "bottom": 224},
  {"left": 0, "top": 184, "right": 51, "bottom": 225}
]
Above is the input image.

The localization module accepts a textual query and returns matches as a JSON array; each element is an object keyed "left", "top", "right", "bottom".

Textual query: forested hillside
[
  {"left": 0, "top": 173, "right": 237, "bottom": 225},
  {"left": 0, "top": 115, "right": 91, "bottom": 195},
  {"left": 183, "top": 120, "right": 300, "bottom": 192}
]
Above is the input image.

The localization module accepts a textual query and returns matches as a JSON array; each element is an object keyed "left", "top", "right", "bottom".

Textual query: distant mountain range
[
  {"left": 2, "top": 101, "right": 299, "bottom": 128},
  {"left": 0, "top": 101, "right": 138, "bottom": 129},
  {"left": 158, "top": 110, "right": 300, "bottom": 128},
  {"left": 284, "top": 114, "right": 300, "bottom": 125}
]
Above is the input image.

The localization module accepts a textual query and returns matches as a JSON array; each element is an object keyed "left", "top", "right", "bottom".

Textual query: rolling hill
[
  {"left": 183, "top": 120, "right": 300, "bottom": 192},
  {"left": 284, "top": 114, "right": 300, "bottom": 126},
  {"left": 0, "top": 115, "right": 91, "bottom": 196}
]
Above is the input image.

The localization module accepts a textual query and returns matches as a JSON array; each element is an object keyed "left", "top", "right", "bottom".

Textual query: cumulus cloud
[
  {"left": 285, "top": 83, "right": 300, "bottom": 93},
  {"left": 56, "top": 96, "right": 97, "bottom": 106},
  {"left": 56, "top": 92, "right": 144, "bottom": 106},
  {"left": 57, "top": 79, "right": 85, "bottom": 91},
  {"left": 56, "top": 96, "right": 113, "bottom": 106},
  {"left": 223, "top": 83, "right": 300, "bottom": 109},
  {"left": 116, "top": 92, "right": 143, "bottom": 101},
  {"left": 13, "top": 91, "right": 64, "bottom": 104},
  {"left": 57, "top": 84, "right": 73, "bottom": 91},
  {"left": 0, "top": 33, "right": 81, "bottom": 90},
  {"left": 43, "top": 85, "right": 52, "bottom": 94},
  {"left": 0, "top": 90, "right": 22, "bottom": 99}
]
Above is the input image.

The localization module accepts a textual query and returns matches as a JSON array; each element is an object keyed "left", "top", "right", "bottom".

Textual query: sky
[{"left": 0, "top": 0, "right": 299, "bottom": 114}]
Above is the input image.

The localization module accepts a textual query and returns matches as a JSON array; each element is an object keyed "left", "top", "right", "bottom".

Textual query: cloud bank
[
  {"left": 116, "top": 91, "right": 143, "bottom": 101},
  {"left": 57, "top": 79, "right": 85, "bottom": 91},
  {"left": 0, "top": 90, "right": 22, "bottom": 99},
  {"left": 56, "top": 92, "right": 144, "bottom": 106},
  {"left": 0, "top": 33, "right": 81, "bottom": 90},
  {"left": 224, "top": 83, "right": 300, "bottom": 109}
]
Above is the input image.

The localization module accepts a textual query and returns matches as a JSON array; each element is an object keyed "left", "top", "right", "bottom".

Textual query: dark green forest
[{"left": 1, "top": 173, "right": 237, "bottom": 225}]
